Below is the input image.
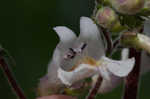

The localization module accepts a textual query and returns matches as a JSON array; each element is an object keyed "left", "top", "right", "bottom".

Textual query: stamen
[
  {"left": 77, "top": 43, "right": 87, "bottom": 53},
  {"left": 63, "top": 42, "right": 87, "bottom": 60},
  {"left": 64, "top": 48, "right": 77, "bottom": 60},
  {"left": 69, "top": 48, "right": 76, "bottom": 55}
]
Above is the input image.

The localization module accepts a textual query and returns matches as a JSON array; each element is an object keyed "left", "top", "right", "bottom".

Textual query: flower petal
[
  {"left": 121, "top": 48, "right": 129, "bottom": 60},
  {"left": 38, "top": 75, "right": 63, "bottom": 96},
  {"left": 47, "top": 48, "right": 62, "bottom": 76},
  {"left": 98, "top": 65, "right": 110, "bottom": 80},
  {"left": 47, "top": 50, "right": 64, "bottom": 93},
  {"left": 79, "top": 17, "right": 100, "bottom": 39},
  {"left": 101, "top": 56, "right": 135, "bottom": 77},
  {"left": 78, "top": 17, "right": 105, "bottom": 59},
  {"left": 53, "top": 26, "right": 77, "bottom": 42},
  {"left": 49, "top": 27, "right": 77, "bottom": 72},
  {"left": 58, "top": 64, "right": 98, "bottom": 86}
]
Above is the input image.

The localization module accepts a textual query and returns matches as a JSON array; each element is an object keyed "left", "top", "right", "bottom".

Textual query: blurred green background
[{"left": 0, "top": 0, "right": 149, "bottom": 99}]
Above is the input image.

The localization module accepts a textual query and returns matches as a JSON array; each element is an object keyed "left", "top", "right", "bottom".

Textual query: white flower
[{"left": 39, "top": 17, "right": 135, "bottom": 95}]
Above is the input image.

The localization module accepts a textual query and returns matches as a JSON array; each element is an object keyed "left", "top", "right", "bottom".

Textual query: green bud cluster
[{"left": 95, "top": 0, "right": 148, "bottom": 33}]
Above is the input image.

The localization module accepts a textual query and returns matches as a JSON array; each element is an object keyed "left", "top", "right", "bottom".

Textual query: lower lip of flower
[{"left": 69, "top": 56, "right": 101, "bottom": 71}]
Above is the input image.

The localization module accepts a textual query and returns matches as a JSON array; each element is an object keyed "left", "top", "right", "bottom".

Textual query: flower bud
[
  {"left": 121, "top": 31, "right": 150, "bottom": 54},
  {"left": 96, "top": 7, "right": 119, "bottom": 29},
  {"left": 110, "top": 0, "right": 145, "bottom": 15}
]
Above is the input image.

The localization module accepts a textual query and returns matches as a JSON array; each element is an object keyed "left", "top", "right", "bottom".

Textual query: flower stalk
[
  {"left": 100, "top": 27, "right": 113, "bottom": 54},
  {"left": 123, "top": 48, "right": 141, "bottom": 99},
  {"left": 0, "top": 48, "right": 27, "bottom": 99},
  {"left": 86, "top": 75, "right": 103, "bottom": 99},
  {"left": 122, "top": 28, "right": 144, "bottom": 99}
]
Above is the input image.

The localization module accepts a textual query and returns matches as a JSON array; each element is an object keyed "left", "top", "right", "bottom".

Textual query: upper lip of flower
[{"left": 47, "top": 16, "right": 135, "bottom": 92}]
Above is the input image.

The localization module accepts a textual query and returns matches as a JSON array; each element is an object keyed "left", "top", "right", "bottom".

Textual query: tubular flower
[{"left": 38, "top": 17, "right": 135, "bottom": 95}]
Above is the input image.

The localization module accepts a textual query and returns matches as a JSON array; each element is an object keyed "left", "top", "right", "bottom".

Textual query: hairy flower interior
[{"left": 70, "top": 56, "right": 101, "bottom": 71}]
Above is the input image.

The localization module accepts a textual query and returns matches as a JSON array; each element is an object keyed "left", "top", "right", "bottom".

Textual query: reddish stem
[
  {"left": 101, "top": 27, "right": 113, "bottom": 54},
  {"left": 86, "top": 76, "right": 103, "bottom": 99},
  {"left": 0, "top": 51, "right": 27, "bottom": 99},
  {"left": 123, "top": 48, "right": 141, "bottom": 99},
  {"left": 123, "top": 27, "right": 143, "bottom": 99}
]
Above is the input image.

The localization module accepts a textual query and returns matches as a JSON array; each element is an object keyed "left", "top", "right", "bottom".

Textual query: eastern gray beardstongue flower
[{"left": 38, "top": 17, "right": 135, "bottom": 95}]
